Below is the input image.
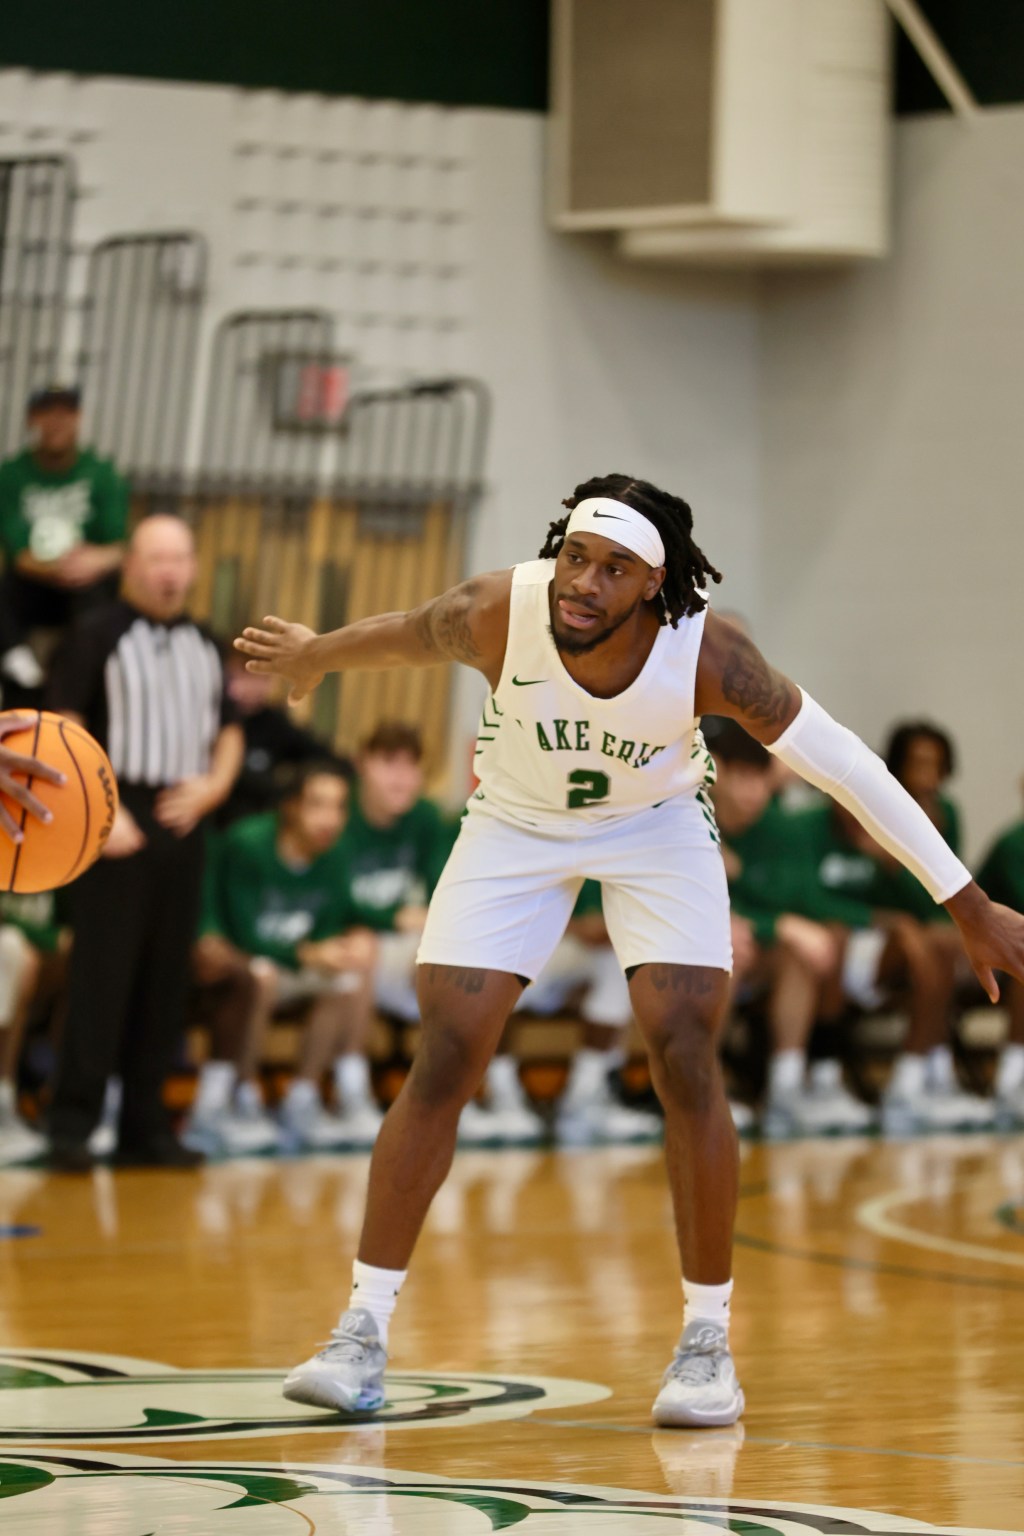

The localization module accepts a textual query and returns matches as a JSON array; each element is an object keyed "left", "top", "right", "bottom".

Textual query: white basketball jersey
[{"left": 471, "top": 559, "right": 717, "bottom": 834}]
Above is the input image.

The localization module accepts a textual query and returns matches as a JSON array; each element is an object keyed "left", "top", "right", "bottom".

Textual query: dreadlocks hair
[{"left": 537, "top": 473, "right": 722, "bottom": 627}]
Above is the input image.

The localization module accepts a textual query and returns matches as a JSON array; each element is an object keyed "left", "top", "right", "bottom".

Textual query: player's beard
[{"left": 548, "top": 593, "right": 644, "bottom": 656}]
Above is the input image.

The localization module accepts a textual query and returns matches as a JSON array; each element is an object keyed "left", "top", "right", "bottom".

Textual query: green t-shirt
[
  {"left": 200, "top": 813, "right": 358, "bottom": 970},
  {"left": 0, "top": 890, "right": 63, "bottom": 953},
  {"left": 0, "top": 448, "right": 129, "bottom": 562},
  {"left": 338, "top": 793, "right": 458, "bottom": 931},
  {"left": 976, "top": 820, "right": 1024, "bottom": 911},
  {"left": 725, "top": 799, "right": 880, "bottom": 946}
]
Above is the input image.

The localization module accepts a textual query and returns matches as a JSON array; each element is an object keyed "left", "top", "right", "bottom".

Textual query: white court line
[{"left": 857, "top": 1190, "right": 1024, "bottom": 1269}]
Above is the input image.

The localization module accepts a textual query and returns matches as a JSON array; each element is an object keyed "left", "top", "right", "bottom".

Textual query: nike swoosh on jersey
[{"left": 512, "top": 675, "right": 546, "bottom": 686}]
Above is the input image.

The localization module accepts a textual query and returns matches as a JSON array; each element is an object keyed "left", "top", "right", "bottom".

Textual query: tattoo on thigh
[
  {"left": 646, "top": 965, "right": 718, "bottom": 996},
  {"left": 429, "top": 965, "right": 487, "bottom": 995}
]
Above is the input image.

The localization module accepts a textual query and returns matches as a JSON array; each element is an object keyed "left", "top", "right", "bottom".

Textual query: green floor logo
[
  {"left": 0, "top": 1451, "right": 1002, "bottom": 1534},
  {"left": 0, "top": 1350, "right": 608, "bottom": 1443}
]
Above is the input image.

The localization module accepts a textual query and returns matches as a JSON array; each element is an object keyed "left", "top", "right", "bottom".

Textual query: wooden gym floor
[{"left": 0, "top": 1136, "right": 1022, "bottom": 1531}]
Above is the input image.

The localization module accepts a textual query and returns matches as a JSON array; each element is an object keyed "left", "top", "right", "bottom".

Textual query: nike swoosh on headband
[{"left": 591, "top": 511, "right": 627, "bottom": 520}]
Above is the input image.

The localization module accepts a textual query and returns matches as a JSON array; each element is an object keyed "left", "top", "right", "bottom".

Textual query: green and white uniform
[
  {"left": 0, "top": 448, "right": 128, "bottom": 562},
  {"left": 418, "top": 559, "right": 730, "bottom": 980}
]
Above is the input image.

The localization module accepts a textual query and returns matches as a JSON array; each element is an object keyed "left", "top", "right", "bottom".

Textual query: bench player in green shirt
[
  {"left": 190, "top": 760, "right": 378, "bottom": 1154},
  {"left": 0, "top": 384, "right": 128, "bottom": 695},
  {"left": 710, "top": 721, "right": 874, "bottom": 1137},
  {"left": 337, "top": 720, "right": 457, "bottom": 1022},
  {"left": 0, "top": 890, "right": 68, "bottom": 1165}
]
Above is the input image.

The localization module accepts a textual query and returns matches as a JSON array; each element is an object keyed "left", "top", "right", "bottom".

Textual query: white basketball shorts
[{"left": 417, "top": 796, "right": 732, "bottom": 982}]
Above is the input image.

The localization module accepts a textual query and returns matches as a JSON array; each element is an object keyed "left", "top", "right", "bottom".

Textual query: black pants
[
  {"left": 0, "top": 566, "right": 119, "bottom": 656},
  {"left": 49, "top": 792, "right": 205, "bottom": 1149}
]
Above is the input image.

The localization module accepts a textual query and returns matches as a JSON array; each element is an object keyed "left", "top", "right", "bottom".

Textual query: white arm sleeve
[{"left": 766, "top": 689, "right": 971, "bottom": 905}]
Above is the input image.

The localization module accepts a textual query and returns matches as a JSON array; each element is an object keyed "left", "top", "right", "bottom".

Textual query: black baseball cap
[{"left": 27, "top": 383, "right": 81, "bottom": 413}]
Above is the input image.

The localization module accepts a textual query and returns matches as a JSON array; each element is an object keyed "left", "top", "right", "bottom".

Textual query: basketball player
[
  {"left": 236, "top": 474, "right": 1024, "bottom": 1427},
  {"left": 0, "top": 715, "right": 65, "bottom": 844}
]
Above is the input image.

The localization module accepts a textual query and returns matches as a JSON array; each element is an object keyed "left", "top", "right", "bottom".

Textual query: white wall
[
  {"left": 0, "top": 71, "right": 764, "bottom": 790},
  {"left": 759, "top": 108, "right": 1024, "bottom": 859}
]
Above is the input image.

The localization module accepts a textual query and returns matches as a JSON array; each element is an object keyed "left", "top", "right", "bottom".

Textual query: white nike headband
[{"left": 564, "top": 497, "right": 666, "bottom": 569}]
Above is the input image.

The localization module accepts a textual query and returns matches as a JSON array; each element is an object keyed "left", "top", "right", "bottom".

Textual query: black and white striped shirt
[{"left": 48, "top": 601, "right": 236, "bottom": 787}]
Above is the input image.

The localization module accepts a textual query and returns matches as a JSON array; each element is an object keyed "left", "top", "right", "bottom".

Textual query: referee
[{"left": 46, "top": 515, "right": 243, "bottom": 1169}]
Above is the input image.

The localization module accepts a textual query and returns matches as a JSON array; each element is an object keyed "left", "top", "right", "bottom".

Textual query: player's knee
[
  {"left": 645, "top": 1007, "right": 721, "bottom": 1112},
  {"left": 407, "top": 1022, "right": 481, "bottom": 1109},
  {"left": 249, "top": 957, "right": 281, "bottom": 1003}
]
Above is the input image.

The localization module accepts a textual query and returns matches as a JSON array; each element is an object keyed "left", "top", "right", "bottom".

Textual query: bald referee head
[{"left": 122, "top": 515, "right": 197, "bottom": 622}]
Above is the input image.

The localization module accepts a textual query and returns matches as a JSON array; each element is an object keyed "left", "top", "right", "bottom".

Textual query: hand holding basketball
[
  {"left": 0, "top": 710, "right": 119, "bottom": 892},
  {"left": 0, "top": 714, "right": 65, "bottom": 843},
  {"left": 234, "top": 617, "right": 324, "bottom": 704}
]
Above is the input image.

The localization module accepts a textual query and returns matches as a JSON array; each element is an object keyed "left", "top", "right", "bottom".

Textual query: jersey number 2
[{"left": 566, "top": 769, "right": 611, "bottom": 809}]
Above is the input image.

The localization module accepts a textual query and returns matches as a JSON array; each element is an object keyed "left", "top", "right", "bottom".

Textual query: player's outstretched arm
[
  {"left": 694, "top": 613, "right": 1024, "bottom": 1001},
  {"left": 234, "top": 569, "right": 511, "bottom": 703}
]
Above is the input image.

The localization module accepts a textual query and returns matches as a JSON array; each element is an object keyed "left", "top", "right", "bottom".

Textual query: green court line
[
  {"left": 537, "top": 1419, "right": 1024, "bottom": 1469},
  {"left": 732, "top": 1232, "right": 1024, "bottom": 1293}
]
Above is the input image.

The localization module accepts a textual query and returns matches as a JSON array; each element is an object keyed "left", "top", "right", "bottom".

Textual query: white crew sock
[
  {"left": 347, "top": 1259, "right": 407, "bottom": 1349},
  {"left": 334, "top": 1054, "right": 372, "bottom": 1109},
  {"left": 768, "top": 1049, "right": 805, "bottom": 1098},
  {"left": 927, "top": 1044, "right": 956, "bottom": 1092},
  {"left": 194, "top": 1061, "right": 236, "bottom": 1115},
  {"left": 563, "top": 1048, "right": 613, "bottom": 1105},
  {"left": 888, "top": 1052, "right": 926, "bottom": 1098},
  {"left": 808, "top": 1058, "right": 843, "bottom": 1092},
  {"left": 683, "top": 1277, "right": 733, "bottom": 1335},
  {"left": 995, "top": 1044, "right": 1024, "bottom": 1096},
  {"left": 235, "top": 1079, "right": 264, "bottom": 1115},
  {"left": 284, "top": 1077, "right": 320, "bottom": 1112},
  {"left": 100, "top": 1077, "right": 122, "bottom": 1128}
]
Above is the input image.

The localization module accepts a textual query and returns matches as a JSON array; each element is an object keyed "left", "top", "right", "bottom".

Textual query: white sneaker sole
[
  {"left": 652, "top": 1385, "right": 745, "bottom": 1429},
  {"left": 282, "top": 1368, "right": 385, "bottom": 1413}
]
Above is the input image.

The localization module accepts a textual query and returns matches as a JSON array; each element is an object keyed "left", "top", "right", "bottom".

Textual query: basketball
[{"left": 0, "top": 710, "right": 119, "bottom": 893}]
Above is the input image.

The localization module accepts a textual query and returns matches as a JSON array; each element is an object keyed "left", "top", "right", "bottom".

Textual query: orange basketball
[{"left": 0, "top": 710, "right": 119, "bottom": 893}]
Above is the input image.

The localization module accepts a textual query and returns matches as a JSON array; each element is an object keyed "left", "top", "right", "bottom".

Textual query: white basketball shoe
[
  {"left": 282, "top": 1308, "right": 388, "bottom": 1413},
  {"left": 652, "top": 1321, "right": 745, "bottom": 1428}
]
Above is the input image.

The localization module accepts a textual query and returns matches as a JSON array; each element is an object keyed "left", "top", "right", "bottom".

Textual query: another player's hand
[
  {"left": 946, "top": 882, "right": 1024, "bottom": 1003},
  {"left": 103, "top": 805, "right": 147, "bottom": 859},
  {"left": 300, "top": 931, "right": 377, "bottom": 975},
  {"left": 52, "top": 544, "right": 110, "bottom": 588},
  {"left": 234, "top": 617, "right": 324, "bottom": 705},
  {"left": 0, "top": 717, "right": 66, "bottom": 844},
  {"left": 154, "top": 776, "right": 217, "bottom": 837}
]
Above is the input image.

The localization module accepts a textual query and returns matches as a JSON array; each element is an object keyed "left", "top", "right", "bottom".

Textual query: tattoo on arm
[
  {"left": 412, "top": 582, "right": 481, "bottom": 664},
  {"left": 720, "top": 636, "right": 794, "bottom": 727}
]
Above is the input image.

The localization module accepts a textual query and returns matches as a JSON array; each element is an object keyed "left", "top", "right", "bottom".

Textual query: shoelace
[
  {"left": 667, "top": 1326, "right": 725, "bottom": 1387},
  {"left": 668, "top": 1351, "right": 719, "bottom": 1387},
  {"left": 319, "top": 1327, "right": 377, "bottom": 1363}
]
